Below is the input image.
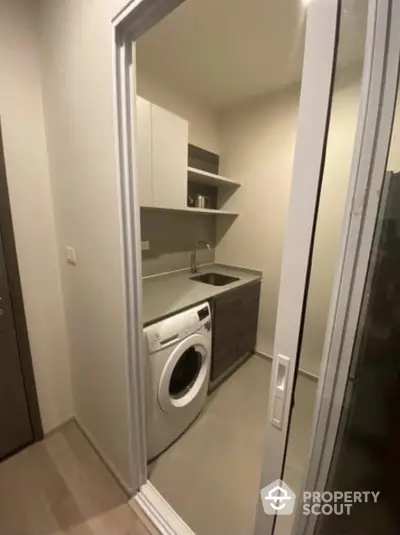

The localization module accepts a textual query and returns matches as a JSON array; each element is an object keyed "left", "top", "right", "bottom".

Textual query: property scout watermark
[{"left": 260, "top": 479, "right": 380, "bottom": 517}]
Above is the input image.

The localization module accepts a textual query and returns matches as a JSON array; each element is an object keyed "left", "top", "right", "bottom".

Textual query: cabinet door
[
  {"left": 212, "top": 288, "right": 241, "bottom": 381},
  {"left": 237, "top": 282, "right": 261, "bottom": 357},
  {"left": 211, "top": 282, "right": 261, "bottom": 385},
  {"left": 135, "top": 96, "right": 152, "bottom": 207},
  {"left": 151, "top": 104, "right": 188, "bottom": 209}
]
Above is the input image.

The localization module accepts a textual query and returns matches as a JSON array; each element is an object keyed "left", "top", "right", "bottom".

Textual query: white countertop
[{"left": 142, "top": 263, "right": 262, "bottom": 326}]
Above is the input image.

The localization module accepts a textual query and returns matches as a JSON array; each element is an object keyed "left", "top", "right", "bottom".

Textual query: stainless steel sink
[{"left": 190, "top": 272, "right": 239, "bottom": 286}]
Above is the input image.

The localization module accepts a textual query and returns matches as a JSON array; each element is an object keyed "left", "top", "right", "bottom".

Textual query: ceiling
[{"left": 136, "top": 0, "right": 367, "bottom": 110}]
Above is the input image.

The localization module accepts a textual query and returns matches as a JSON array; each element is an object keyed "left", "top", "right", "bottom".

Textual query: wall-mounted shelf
[
  {"left": 185, "top": 207, "right": 238, "bottom": 216},
  {"left": 187, "top": 166, "right": 241, "bottom": 188},
  {"left": 141, "top": 205, "right": 238, "bottom": 216}
]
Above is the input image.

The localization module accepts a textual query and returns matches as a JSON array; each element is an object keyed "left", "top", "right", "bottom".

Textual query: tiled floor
[
  {"left": 0, "top": 421, "right": 149, "bottom": 535},
  {"left": 149, "top": 355, "right": 318, "bottom": 535}
]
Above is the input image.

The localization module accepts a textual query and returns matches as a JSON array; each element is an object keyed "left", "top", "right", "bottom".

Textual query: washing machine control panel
[
  {"left": 145, "top": 302, "right": 211, "bottom": 353},
  {"left": 197, "top": 306, "right": 209, "bottom": 321}
]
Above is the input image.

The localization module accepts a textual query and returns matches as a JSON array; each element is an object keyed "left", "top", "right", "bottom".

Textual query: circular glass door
[
  {"left": 169, "top": 346, "right": 203, "bottom": 399},
  {"left": 158, "top": 334, "right": 210, "bottom": 413}
]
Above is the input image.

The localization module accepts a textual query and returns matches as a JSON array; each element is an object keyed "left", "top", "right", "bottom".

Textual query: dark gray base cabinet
[{"left": 209, "top": 281, "right": 261, "bottom": 392}]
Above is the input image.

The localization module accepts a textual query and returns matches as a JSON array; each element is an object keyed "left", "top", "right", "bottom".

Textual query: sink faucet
[{"left": 190, "top": 240, "right": 211, "bottom": 273}]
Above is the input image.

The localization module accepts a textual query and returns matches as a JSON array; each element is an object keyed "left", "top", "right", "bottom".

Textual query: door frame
[
  {"left": 111, "top": 1, "right": 386, "bottom": 534},
  {"left": 112, "top": 4, "right": 195, "bottom": 534},
  {"left": 297, "top": 0, "right": 400, "bottom": 533},
  {"left": 0, "top": 122, "right": 43, "bottom": 443}
]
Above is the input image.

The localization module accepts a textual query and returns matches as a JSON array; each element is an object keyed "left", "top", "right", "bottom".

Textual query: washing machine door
[{"left": 158, "top": 333, "right": 210, "bottom": 414}]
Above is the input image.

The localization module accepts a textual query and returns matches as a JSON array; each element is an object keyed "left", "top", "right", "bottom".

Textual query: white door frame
[
  {"left": 112, "top": 0, "right": 183, "bottom": 493},
  {"left": 112, "top": 2, "right": 197, "bottom": 534}
]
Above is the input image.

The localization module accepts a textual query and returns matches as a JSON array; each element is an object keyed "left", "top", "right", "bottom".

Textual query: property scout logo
[{"left": 260, "top": 479, "right": 380, "bottom": 517}]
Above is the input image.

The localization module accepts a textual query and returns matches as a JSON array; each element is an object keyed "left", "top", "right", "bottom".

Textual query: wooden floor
[{"left": 0, "top": 421, "right": 149, "bottom": 535}]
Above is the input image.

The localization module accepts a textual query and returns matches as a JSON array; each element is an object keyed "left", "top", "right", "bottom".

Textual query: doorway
[
  {"left": 0, "top": 123, "right": 42, "bottom": 459},
  {"left": 112, "top": 0, "right": 396, "bottom": 534}
]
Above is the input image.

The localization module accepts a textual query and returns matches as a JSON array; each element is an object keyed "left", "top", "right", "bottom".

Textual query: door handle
[{"left": 269, "top": 354, "right": 290, "bottom": 430}]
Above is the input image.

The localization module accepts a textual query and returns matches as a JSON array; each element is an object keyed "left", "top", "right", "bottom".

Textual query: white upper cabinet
[
  {"left": 151, "top": 103, "right": 188, "bottom": 209},
  {"left": 135, "top": 96, "right": 152, "bottom": 207},
  {"left": 134, "top": 97, "right": 189, "bottom": 210}
]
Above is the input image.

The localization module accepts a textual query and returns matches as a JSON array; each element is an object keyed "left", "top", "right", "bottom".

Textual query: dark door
[
  {"left": 0, "top": 122, "right": 41, "bottom": 459},
  {"left": 0, "top": 230, "right": 33, "bottom": 458}
]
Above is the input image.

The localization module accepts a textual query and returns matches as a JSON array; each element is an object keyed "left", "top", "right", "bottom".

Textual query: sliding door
[
  {"left": 300, "top": 1, "right": 400, "bottom": 534},
  {"left": 254, "top": 0, "right": 387, "bottom": 534}
]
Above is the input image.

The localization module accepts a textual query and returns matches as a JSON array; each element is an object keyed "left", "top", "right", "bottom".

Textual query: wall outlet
[
  {"left": 141, "top": 240, "right": 150, "bottom": 251},
  {"left": 66, "top": 246, "right": 77, "bottom": 265}
]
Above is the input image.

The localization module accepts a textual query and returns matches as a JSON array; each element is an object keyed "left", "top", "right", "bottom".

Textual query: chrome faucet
[{"left": 190, "top": 240, "right": 211, "bottom": 273}]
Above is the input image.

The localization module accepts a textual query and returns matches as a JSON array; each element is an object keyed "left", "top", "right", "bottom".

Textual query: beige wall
[
  {"left": 216, "top": 76, "right": 362, "bottom": 376},
  {"left": 141, "top": 210, "right": 215, "bottom": 276},
  {"left": 39, "top": 0, "right": 132, "bottom": 488},
  {"left": 300, "top": 77, "right": 362, "bottom": 374},
  {"left": 0, "top": 0, "right": 72, "bottom": 433},
  {"left": 216, "top": 87, "right": 299, "bottom": 358},
  {"left": 136, "top": 65, "right": 220, "bottom": 153}
]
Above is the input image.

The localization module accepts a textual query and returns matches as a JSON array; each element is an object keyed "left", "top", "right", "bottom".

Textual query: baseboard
[
  {"left": 74, "top": 416, "right": 133, "bottom": 496},
  {"left": 132, "top": 481, "right": 195, "bottom": 535},
  {"left": 254, "top": 349, "right": 273, "bottom": 365},
  {"left": 254, "top": 350, "right": 319, "bottom": 381},
  {"left": 208, "top": 351, "right": 251, "bottom": 393},
  {"left": 43, "top": 416, "right": 75, "bottom": 438}
]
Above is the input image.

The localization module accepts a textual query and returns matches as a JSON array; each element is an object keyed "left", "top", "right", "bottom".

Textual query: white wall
[
  {"left": 136, "top": 66, "right": 220, "bottom": 153},
  {"left": 0, "top": 0, "right": 72, "bottom": 433},
  {"left": 141, "top": 210, "right": 215, "bottom": 276},
  {"left": 39, "top": 0, "right": 133, "bottom": 488},
  {"left": 216, "top": 76, "right": 363, "bottom": 376}
]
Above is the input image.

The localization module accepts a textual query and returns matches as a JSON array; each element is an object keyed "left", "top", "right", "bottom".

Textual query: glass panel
[
  {"left": 169, "top": 347, "right": 202, "bottom": 399},
  {"left": 313, "top": 89, "right": 400, "bottom": 535},
  {"left": 275, "top": 2, "right": 368, "bottom": 534}
]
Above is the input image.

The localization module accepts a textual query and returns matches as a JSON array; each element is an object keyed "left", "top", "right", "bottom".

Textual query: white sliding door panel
[{"left": 254, "top": 1, "right": 340, "bottom": 533}]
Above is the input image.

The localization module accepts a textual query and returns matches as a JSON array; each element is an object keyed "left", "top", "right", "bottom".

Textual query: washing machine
[{"left": 144, "top": 302, "right": 212, "bottom": 461}]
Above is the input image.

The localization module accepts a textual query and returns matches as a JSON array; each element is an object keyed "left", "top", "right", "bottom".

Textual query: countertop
[{"left": 142, "top": 263, "right": 262, "bottom": 326}]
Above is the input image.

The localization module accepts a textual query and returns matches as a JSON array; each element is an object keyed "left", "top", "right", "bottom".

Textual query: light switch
[
  {"left": 66, "top": 246, "right": 77, "bottom": 265},
  {"left": 141, "top": 240, "right": 150, "bottom": 251}
]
